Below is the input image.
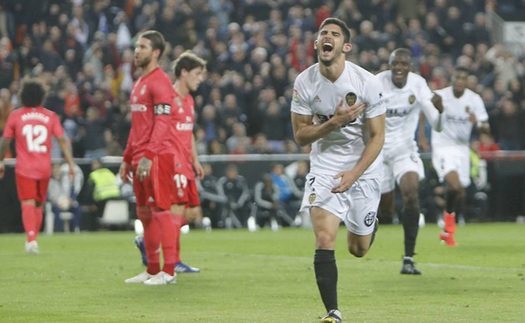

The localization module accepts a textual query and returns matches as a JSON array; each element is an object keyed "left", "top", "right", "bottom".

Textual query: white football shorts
[
  {"left": 432, "top": 146, "right": 471, "bottom": 188},
  {"left": 300, "top": 173, "right": 380, "bottom": 235},
  {"left": 381, "top": 151, "right": 425, "bottom": 194}
]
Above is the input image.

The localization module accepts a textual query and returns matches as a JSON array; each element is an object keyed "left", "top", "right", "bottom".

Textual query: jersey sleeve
[
  {"left": 473, "top": 94, "right": 489, "bottom": 122},
  {"left": 144, "top": 76, "right": 174, "bottom": 159},
  {"left": 290, "top": 76, "right": 313, "bottom": 116},
  {"left": 362, "top": 76, "right": 386, "bottom": 119},
  {"left": 51, "top": 113, "right": 65, "bottom": 138},
  {"left": 417, "top": 79, "right": 442, "bottom": 130}
]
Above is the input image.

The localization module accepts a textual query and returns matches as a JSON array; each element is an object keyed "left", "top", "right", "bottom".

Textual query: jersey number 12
[{"left": 22, "top": 124, "right": 48, "bottom": 153}]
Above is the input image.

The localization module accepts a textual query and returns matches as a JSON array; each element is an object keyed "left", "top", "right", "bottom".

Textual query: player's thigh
[
  {"left": 393, "top": 153, "right": 425, "bottom": 186},
  {"left": 343, "top": 177, "right": 381, "bottom": 236},
  {"left": 380, "top": 160, "right": 395, "bottom": 194},
  {"left": 15, "top": 174, "right": 38, "bottom": 202},
  {"left": 149, "top": 155, "right": 174, "bottom": 210}
]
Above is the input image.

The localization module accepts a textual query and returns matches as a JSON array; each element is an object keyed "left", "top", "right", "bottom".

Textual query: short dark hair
[
  {"left": 138, "top": 30, "right": 166, "bottom": 58},
  {"left": 319, "top": 17, "right": 351, "bottom": 43},
  {"left": 20, "top": 79, "right": 47, "bottom": 107},
  {"left": 172, "top": 50, "right": 207, "bottom": 78},
  {"left": 454, "top": 66, "right": 471, "bottom": 75},
  {"left": 388, "top": 48, "right": 412, "bottom": 64}
]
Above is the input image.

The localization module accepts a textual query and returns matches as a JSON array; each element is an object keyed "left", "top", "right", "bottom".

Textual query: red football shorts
[
  {"left": 133, "top": 154, "right": 175, "bottom": 210},
  {"left": 171, "top": 176, "right": 200, "bottom": 207},
  {"left": 16, "top": 174, "right": 50, "bottom": 203}
]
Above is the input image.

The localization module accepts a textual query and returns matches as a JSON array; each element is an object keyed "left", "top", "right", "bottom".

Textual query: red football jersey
[
  {"left": 123, "top": 67, "right": 175, "bottom": 165},
  {"left": 170, "top": 90, "right": 195, "bottom": 180},
  {"left": 3, "top": 106, "right": 64, "bottom": 179}
]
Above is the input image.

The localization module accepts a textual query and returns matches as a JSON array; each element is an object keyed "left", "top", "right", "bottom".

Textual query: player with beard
[
  {"left": 291, "top": 18, "right": 385, "bottom": 323},
  {"left": 120, "top": 30, "right": 177, "bottom": 285},
  {"left": 432, "top": 66, "right": 489, "bottom": 247},
  {"left": 376, "top": 48, "right": 444, "bottom": 274},
  {"left": 134, "top": 51, "right": 206, "bottom": 273}
]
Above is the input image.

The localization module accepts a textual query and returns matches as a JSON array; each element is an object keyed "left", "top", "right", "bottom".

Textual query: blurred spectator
[
  {"left": 490, "top": 97, "right": 524, "bottom": 150},
  {"left": 103, "top": 129, "right": 123, "bottom": 156},
  {"left": 198, "top": 163, "right": 227, "bottom": 228},
  {"left": 226, "top": 122, "right": 251, "bottom": 152},
  {"left": 48, "top": 162, "right": 84, "bottom": 233},
  {"left": 81, "top": 107, "right": 107, "bottom": 159},
  {"left": 85, "top": 159, "right": 121, "bottom": 231},
  {"left": 216, "top": 163, "right": 251, "bottom": 228}
]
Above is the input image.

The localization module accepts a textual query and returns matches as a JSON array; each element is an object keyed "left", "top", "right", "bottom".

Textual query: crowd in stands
[{"left": 0, "top": 0, "right": 525, "bottom": 160}]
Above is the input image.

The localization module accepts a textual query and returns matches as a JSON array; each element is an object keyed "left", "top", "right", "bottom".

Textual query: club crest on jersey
[
  {"left": 309, "top": 193, "right": 316, "bottom": 204},
  {"left": 345, "top": 92, "right": 357, "bottom": 107},
  {"left": 409, "top": 95, "right": 416, "bottom": 104},
  {"left": 465, "top": 106, "right": 470, "bottom": 113},
  {"left": 293, "top": 89, "right": 299, "bottom": 103},
  {"left": 364, "top": 211, "right": 376, "bottom": 227}
]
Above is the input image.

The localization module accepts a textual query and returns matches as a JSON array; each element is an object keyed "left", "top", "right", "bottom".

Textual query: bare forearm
[
  {"left": 57, "top": 137, "right": 74, "bottom": 166},
  {"left": 294, "top": 119, "right": 340, "bottom": 146},
  {"left": 352, "top": 133, "right": 384, "bottom": 177},
  {"left": 0, "top": 137, "right": 11, "bottom": 161}
]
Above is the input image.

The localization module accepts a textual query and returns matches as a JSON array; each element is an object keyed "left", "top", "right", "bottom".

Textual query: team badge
[
  {"left": 364, "top": 211, "right": 376, "bottom": 227},
  {"left": 309, "top": 193, "right": 316, "bottom": 204},
  {"left": 345, "top": 92, "right": 357, "bottom": 107},
  {"left": 408, "top": 95, "right": 416, "bottom": 104},
  {"left": 293, "top": 89, "right": 299, "bottom": 103},
  {"left": 465, "top": 106, "right": 470, "bottom": 113}
]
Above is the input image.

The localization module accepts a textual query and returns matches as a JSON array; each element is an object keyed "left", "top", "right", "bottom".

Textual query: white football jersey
[
  {"left": 377, "top": 71, "right": 439, "bottom": 157},
  {"left": 291, "top": 61, "right": 386, "bottom": 177},
  {"left": 431, "top": 86, "right": 488, "bottom": 150}
]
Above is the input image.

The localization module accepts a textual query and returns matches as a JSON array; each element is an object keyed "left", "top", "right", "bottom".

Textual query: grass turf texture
[{"left": 0, "top": 223, "right": 524, "bottom": 322}]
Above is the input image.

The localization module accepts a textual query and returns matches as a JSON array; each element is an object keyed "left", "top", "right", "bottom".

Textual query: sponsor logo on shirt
[
  {"left": 176, "top": 122, "right": 193, "bottom": 131},
  {"left": 130, "top": 104, "right": 147, "bottom": 112}
]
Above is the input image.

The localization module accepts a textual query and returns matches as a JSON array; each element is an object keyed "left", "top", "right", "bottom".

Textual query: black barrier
[{"left": 1, "top": 152, "right": 524, "bottom": 233}]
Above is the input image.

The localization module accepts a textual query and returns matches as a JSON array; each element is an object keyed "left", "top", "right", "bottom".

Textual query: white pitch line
[{"left": 193, "top": 252, "right": 525, "bottom": 272}]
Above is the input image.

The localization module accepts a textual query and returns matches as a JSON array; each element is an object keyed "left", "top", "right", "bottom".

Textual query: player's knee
[
  {"left": 315, "top": 232, "right": 336, "bottom": 250},
  {"left": 348, "top": 245, "right": 369, "bottom": 258},
  {"left": 403, "top": 191, "right": 419, "bottom": 209}
]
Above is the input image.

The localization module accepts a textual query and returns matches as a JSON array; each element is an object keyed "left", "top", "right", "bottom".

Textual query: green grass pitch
[{"left": 0, "top": 223, "right": 524, "bottom": 322}]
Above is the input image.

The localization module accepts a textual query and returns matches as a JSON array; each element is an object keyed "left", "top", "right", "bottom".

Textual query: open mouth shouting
[{"left": 321, "top": 42, "right": 334, "bottom": 54}]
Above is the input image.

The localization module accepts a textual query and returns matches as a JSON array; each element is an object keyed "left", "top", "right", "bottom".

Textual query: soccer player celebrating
[
  {"left": 120, "top": 30, "right": 178, "bottom": 285},
  {"left": 291, "top": 18, "right": 385, "bottom": 323},
  {"left": 376, "top": 48, "right": 444, "bottom": 274},
  {"left": 432, "top": 66, "right": 490, "bottom": 246},
  {"left": 0, "top": 79, "right": 75, "bottom": 254}
]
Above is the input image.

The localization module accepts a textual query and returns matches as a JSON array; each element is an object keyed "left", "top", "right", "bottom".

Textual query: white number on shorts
[
  {"left": 173, "top": 174, "right": 188, "bottom": 188},
  {"left": 22, "top": 124, "right": 48, "bottom": 153}
]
